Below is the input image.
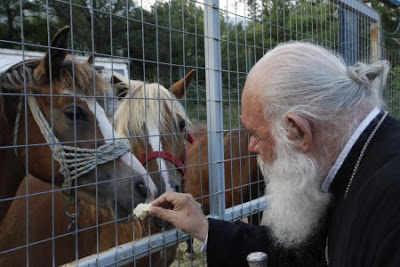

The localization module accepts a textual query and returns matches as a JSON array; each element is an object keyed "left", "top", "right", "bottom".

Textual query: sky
[{"left": 133, "top": 0, "right": 249, "bottom": 18}]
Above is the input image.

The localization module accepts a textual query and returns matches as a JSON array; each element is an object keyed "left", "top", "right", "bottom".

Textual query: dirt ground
[
  {"left": 170, "top": 238, "right": 207, "bottom": 267},
  {"left": 169, "top": 218, "right": 252, "bottom": 266}
]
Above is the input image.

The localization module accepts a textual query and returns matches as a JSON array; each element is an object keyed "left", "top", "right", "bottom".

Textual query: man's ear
[{"left": 286, "top": 112, "right": 312, "bottom": 153}]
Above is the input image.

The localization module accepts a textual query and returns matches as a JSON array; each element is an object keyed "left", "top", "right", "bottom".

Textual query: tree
[{"left": 1, "top": 0, "right": 399, "bottom": 125}]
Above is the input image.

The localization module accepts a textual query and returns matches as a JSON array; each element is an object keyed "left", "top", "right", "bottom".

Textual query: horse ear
[
  {"left": 111, "top": 74, "right": 129, "bottom": 98},
  {"left": 169, "top": 69, "right": 195, "bottom": 99},
  {"left": 111, "top": 73, "right": 124, "bottom": 86},
  {"left": 43, "top": 26, "right": 70, "bottom": 77},
  {"left": 87, "top": 54, "right": 94, "bottom": 65}
]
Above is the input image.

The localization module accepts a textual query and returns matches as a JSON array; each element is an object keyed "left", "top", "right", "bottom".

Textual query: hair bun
[{"left": 348, "top": 60, "right": 390, "bottom": 91}]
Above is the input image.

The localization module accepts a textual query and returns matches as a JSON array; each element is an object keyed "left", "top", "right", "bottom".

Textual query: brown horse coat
[
  {"left": 184, "top": 126, "right": 264, "bottom": 219},
  {"left": 0, "top": 70, "right": 195, "bottom": 266},
  {"left": 0, "top": 176, "right": 175, "bottom": 266}
]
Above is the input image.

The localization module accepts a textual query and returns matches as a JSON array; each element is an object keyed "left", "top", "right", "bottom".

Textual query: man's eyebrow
[
  {"left": 240, "top": 120, "right": 247, "bottom": 130},
  {"left": 241, "top": 123, "right": 252, "bottom": 134}
]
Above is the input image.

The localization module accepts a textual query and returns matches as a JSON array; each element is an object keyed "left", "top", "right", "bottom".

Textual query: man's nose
[{"left": 248, "top": 136, "right": 258, "bottom": 154}]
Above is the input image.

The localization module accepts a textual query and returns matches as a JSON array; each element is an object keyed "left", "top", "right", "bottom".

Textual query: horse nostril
[
  {"left": 135, "top": 181, "right": 149, "bottom": 197},
  {"left": 174, "top": 184, "right": 181, "bottom": 193}
]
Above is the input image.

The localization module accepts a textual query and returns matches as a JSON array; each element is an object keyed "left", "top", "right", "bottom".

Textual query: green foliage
[
  {"left": 1, "top": 0, "right": 399, "bottom": 125},
  {"left": 370, "top": 0, "right": 400, "bottom": 51},
  {"left": 386, "top": 63, "right": 400, "bottom": 117}
]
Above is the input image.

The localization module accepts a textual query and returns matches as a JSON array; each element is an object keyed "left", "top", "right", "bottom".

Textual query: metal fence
[{"left": 0, "top": 0, "right": 397, "bottom": 266}]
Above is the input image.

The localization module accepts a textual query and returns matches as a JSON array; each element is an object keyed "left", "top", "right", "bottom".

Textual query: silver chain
[
  {"left": 325, "top": 111, "right": 388, "bottom": 266},
  {"left": 325, "top": 236, "right": 329, "bottom": 266},
  {"left": 343, "top": 112, "right": 388, "bottom": 199}
]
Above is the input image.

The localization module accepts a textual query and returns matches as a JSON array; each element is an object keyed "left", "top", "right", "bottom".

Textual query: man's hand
[{"left": 149, "top": 192, "right": 209, "bottom": 242}]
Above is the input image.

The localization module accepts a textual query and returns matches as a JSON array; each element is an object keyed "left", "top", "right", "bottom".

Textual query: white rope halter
[{"left": 14, "top": 94, "right": 131, "bottom": 194}]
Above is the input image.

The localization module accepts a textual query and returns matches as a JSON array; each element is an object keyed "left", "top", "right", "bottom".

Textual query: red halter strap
[
  {"left": 139, "top": 151, "right": 187, "bottom": 175},
  {"left": 139, "top": 151, "right": 188, "bottom": 193},
  {"left": 184, "top": 130, "right": 194, "bottom": 145},
  {"left": 138, "top": 130, "right": 194, "bottom": 192}
]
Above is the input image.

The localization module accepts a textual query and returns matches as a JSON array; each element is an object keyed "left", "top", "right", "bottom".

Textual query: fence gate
[{"left": 0, "top": 0, "right": 397, "bottom": 266}]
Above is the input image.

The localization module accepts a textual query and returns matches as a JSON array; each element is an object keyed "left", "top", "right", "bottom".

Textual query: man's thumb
[{"left": 149, "top": 206, "right": 175, "bottom": 223}]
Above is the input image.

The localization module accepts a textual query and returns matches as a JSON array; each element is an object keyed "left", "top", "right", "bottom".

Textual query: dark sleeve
[
  {"left": 206, "top": 218, "right": 270, "bottom": 267},
  {"left": 372, "top": 224, "right": 400, "bottom": 266},
  {"left": 361, "top": 163, "right": 400, "bottom": 267},
  {"left": 206, "top": 218, "right": 326, "bottom": 267}
]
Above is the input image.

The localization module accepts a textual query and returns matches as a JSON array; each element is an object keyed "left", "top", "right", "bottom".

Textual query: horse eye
[
  {"left": 178, "top": 120, "right": 186, "bottom": 132},
  {"left": 64, "top": 106, "right": 85, "bottom": 121}
]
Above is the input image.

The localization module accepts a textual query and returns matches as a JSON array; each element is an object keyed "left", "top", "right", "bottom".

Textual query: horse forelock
[
  {"left": 0, "top": 57, "right": 109, "bottom": 131},
  {"left": 55, "top": 57, "right": 109, "bottom": 97},
  {"left": 0, "top": 60, "right": 40, "bottom": 134},
  {"left": 1, "top": 56, "right": 107, "bottom": 97},
  {"left": 114, "top": 81, "right": 191, "bottom": 145}
]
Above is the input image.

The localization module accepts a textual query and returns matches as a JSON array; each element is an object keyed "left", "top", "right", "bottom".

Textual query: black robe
[{"left": 206, "top": 112, "right": 400, "bottom": 267}]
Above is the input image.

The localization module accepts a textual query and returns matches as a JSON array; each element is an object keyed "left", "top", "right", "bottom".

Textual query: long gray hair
[{"left": 253, "top": 42, "right": 389, "bottom": 150}]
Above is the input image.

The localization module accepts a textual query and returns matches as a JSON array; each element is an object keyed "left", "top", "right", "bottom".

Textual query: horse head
[
  {"left": 0, "top": 26, "right": 157, "bottom": 221},
  {"left": 112, "top": 70, "right": 195, "bottom": 227}
]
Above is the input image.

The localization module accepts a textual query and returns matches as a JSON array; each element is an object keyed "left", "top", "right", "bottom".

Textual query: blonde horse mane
[{"left": 113, "top": 75, "right": 191, "bottom": 144}]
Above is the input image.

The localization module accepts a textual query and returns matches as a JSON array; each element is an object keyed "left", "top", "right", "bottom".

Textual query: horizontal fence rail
[
  {"left": 62, "top": 197, "right": 268, "bottom": 267},
  {"left": 0, "top": 0, "right": 398, "bottom": 266}
]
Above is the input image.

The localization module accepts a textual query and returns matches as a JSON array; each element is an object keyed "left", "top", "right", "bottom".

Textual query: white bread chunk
[{"left": 133, "top": 203, "right": 152, "bottom": 220}]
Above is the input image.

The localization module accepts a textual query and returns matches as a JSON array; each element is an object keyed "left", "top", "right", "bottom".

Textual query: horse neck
[
  {"left": 0, "top": 95, "right": 26, "bottom": 225},
  {"left": 85, "top": 203, "right": 162, "bottom": 245}
]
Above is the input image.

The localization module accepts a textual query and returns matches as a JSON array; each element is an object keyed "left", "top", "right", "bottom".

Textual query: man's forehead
[
  {"left": 240, "top": 109, "right": 257, "bottom": 131},
  {"left": 242, "top": 89, "right": 263, "bottom": 112}
]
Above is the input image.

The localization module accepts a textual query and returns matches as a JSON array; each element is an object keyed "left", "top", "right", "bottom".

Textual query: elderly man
[{"left": 149, "top": 42, "right": 400, "bottom": 266}]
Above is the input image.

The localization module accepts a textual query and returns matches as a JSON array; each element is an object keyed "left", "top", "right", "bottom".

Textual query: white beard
[{"left": 259, "top": 137, "right": 332, "bottom": 248}]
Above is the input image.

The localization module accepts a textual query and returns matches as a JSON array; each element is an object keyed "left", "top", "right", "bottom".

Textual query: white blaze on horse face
[
  {"left": 82, "top": 98, "right": 157, "bottom": 199},
  {"left": 120, "top": 153, "right": 157, "bottom": 200},
  {"left": 147, "top": 120, "right": 173, "bottom": 192},
  {"left": 81, "top": 98, "right": 115, "bottom": 144}
]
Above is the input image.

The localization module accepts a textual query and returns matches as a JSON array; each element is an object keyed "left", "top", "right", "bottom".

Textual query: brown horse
[
  {"left": 183, "top": 125, "right": 264, "bottom": 253},
  {"left": 185, "top": 125, "right": 263, "bottom": 215},
  {"left": 0, "top": 26, "right": 156, "bottom": 226},
  {"left": 0, "top": 71, "right": 195, "bottom": 266}
]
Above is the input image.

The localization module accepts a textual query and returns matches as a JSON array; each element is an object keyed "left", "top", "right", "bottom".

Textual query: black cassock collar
[{"left": 329, "top": 111, "right": 392, "bottom": 200}]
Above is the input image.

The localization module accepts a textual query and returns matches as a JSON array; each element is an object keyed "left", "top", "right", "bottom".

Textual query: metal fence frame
[
  {"left": 0, "top": 0, "right": 388, "bottom": 266},
  {"left": 59, "top": 1, "right": 382, "bottom": 266}
]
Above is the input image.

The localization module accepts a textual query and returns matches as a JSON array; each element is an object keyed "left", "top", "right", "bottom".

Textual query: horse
[
  {"left": 183, "top": 124, "right": 265, "bottom": 253},
  {"left": 90, "top": 70, "right": 195, "bottom": 266},
  {"left": 0, "top": 26, "right": 157, "bottom": 228},
  {"left": 0, "top": 70, "right": 195, "bottom": 266}
]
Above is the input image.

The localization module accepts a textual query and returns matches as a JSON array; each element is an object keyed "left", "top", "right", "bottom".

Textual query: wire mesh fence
[{"left": 0, "top": 0, "right": 398, "bottom": 266}]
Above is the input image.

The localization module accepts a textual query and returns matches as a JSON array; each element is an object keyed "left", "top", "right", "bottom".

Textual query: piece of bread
[{"left": 133, "top": 203, "right": 152, "bottom": 220}]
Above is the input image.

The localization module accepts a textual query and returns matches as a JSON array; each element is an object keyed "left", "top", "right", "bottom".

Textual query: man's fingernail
[{"left": 148, "top": 206, "right": 157, "bottom": 214}]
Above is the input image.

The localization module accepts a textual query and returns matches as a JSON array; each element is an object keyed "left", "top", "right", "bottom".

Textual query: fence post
[
  {"left": 204, "top": 0, "right": 225, "bottom": 219},
  {"left": 339, "top": 8, "right": 359, "bottom": 65},
  {"left": 371, "top": 16, "right": 382, "bottom": 63}
]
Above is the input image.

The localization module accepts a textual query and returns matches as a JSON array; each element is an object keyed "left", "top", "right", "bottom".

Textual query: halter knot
[{"left": 14, "top": 94, "right": 131, "bottom": 195}]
